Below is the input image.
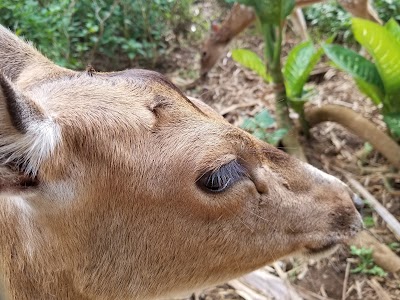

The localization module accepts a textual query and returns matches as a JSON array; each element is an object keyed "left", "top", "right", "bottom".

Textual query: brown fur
[
  {"left": 0, "top": 25, "right": 362, "bottom": 299},
  {"left": 200, "top": 0, "right": 382, "bottom": 75}
]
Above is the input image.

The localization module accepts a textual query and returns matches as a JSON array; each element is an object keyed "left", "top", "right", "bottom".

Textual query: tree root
[
  {"left": 348, "top": 231, "right": 400, "bottom": 273},
  {"left": 305, "top": 104, "right": 400, "bottom": 169}
]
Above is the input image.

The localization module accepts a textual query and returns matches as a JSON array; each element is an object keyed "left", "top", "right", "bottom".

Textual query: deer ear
[
  {"left": 211, "top": 21, "right": 220, "bottom": 32},
  {"left": 0, "top": 73, "right": 59, "bottom": 192},
  {"left": 0, "top": 25, "right": 69, "bottom": 82}
]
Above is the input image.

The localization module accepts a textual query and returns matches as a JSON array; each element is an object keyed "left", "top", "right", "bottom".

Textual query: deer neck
[{"left": 0, "top": 198, "right": 88, "bottom": 299}]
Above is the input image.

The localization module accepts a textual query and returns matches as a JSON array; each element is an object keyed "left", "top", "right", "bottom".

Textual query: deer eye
[
  {"left": 202, "top": 51, "right": 207, "bottom": 57},
  {"left": 197, "top": 160, "right": 248, "bottom": 193}
]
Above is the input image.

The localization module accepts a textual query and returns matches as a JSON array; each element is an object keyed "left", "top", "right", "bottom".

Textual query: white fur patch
[
  {"left": 0, "top": 118, "right": 60, "bottom": 175},
  {"left": 303, "top": 163, "right": 342, "bottom": 185},
  {"left": 6, "top": 196, "right": 36, "bottom": 257}
]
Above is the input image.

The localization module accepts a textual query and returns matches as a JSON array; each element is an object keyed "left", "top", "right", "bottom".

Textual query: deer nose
[{"left": 352, "top": 194, "right": 364, "bottom": 214}]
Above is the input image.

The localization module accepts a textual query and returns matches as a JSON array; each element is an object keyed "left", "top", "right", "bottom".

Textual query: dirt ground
[{"left": 161, "top": 2, "right": 400, "bottom": 299}]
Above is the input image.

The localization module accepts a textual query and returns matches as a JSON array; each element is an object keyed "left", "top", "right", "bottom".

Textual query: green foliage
[
  {"left": 374, "top": 0, "right": 400, "bottom": 23},
  {"left": 350, "top": 246, "right": 387, "bottom": 277},
  {"left": 384, "top": 113, "right": 400, "bottom": 139},
  {"left": 237, "top": 0, "right": 294, "bottom": 24},
  {"left": 0, "top": 0, "right": 195, "bottom": 69},
  {"left": 304, "top": 0, "right": 400, "bottom": 43},
  {"left": 388, "top": 242, "right": 400, "bottom": 251},
  {"left": 241, "top": 109, "right": 288, "bottom": 146},
  {"left": 231, "top": 49, "right": 271, "bottom": 82},
  {"left": 385, "top": 18, "right": 400, "bottom": 43},
  {"left": 283, "top": 41, "right": 323, "bottom": 99},
  {"left": 233, "top": 40, "right": 323, "bottom": 114},
  {"left": 362, "top": 215, "right": 375, "bottom": 228},
  {"left": 322, "top": 44, "right": 384, "bottom": 105},
  {"left": 353, "top": 18, "right": 400, "bottom": 104},
  {"left": 304, "top": 1, "right": 353, "bottom": 43},
  {"left": 323, "top": 18, "right": 400, "bottom": 140}
]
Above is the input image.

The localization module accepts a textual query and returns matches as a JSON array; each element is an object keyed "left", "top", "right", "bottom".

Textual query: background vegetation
[
  {"left": 0, "top": 0, "right": 196, "bottom": 70},
  {"left": 304, "top": 0, "right": 400, "bottom": 43}
]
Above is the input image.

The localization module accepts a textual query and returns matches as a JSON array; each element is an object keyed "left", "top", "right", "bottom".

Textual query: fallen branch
[
  {"left": 294, "top": 284, "right": 335, "bottom": 300},
  {"left": 233, "top": 268, "right": 302, "bottom": 300},
  {"left": 345, "top": 176, "right": 400, "bottom": 240},
  {"left": 305, "top": 104, "right": 400, "bottom": 169},
  {"left": 342, "top": 261, "right": 351, "bottom": 300},
  {"left": 220, "top": 101, "right": 259, "bottom": 116},
  {"left": 367, "top": 278, "right": 391, "bottom": 300}
]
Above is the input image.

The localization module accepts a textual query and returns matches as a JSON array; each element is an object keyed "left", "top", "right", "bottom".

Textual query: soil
[{"left": 159, "top": 2, "right": 400, "bottom": 299}]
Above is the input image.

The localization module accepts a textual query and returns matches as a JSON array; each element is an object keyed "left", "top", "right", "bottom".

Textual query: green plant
[
  {"left": 374, "top": 0, "right": 400, "bottom": 23},
  {"left": 229, "top": 0, "right": 310, "bottom": 159},
  {"left": 304, "top": 1, "right": 353, "bottom": 43},
  {"left": 0, "top": 0, "right": 196, "bottom": 69},
  {"left": 362, "top": 215, "right": 374, "bottom": 228},
  {"left": 323, "top": 18, "right": 400, "bottom": 140},
  {"left": 241, "top": 109, "right": 288, "bottom": 146},
  {"left": 350, "top": 246, "right": 387, "bottom": 277},
  {"left": 232, "top": 39, "right": 325, "bottom": 134},
  {"left": 388, "top": 242, "right": 400, "bottom": 251},
  {"left": 304, "top": 0, "right": 400, "bottom": 43}
]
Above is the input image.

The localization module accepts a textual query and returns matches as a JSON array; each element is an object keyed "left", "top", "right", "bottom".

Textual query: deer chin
[{"left": 303, "top": 242, "right": 340, "bottom": 260}]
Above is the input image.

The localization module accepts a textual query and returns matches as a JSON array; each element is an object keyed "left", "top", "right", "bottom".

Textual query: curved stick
[{"left": 305, "top": 104, "right": 400, "bottom": 169}]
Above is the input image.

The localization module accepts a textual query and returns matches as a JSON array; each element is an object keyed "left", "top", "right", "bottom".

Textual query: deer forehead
[{"left": 23, "top": 72, "right": 246, "bottom": 171}]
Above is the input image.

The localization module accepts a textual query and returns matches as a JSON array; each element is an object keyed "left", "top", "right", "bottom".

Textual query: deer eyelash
[{"left": 198, "top": 160, "right": 248, "bottom": 193}]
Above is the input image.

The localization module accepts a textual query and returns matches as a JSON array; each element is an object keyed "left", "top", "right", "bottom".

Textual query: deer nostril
[{"left": 352, "top": 194, "right": 364, "bottom": 214}]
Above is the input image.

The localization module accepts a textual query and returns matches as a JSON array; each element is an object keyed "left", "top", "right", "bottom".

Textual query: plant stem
[{"left": 262, "top": 23, "right": 307, "bottom": 161}]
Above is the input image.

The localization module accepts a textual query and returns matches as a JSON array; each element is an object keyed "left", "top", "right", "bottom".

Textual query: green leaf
[
  {"left": 385, "top": 18, "right": 400, "bottom": 45},
  {"left": 283, "top": 41, "right": 323, "bottom": 98},
  {"left": 383, "top": 113, "right": 400, "bottom": 140},
  {"left": 363, "top": 216, "right": 374, "bottom": 228},
  {"left": 253, "top": 128, "right": 267, "bottom": 140},
  {"left": 355, "top": 78, "right": 384, "bottom": 105},
  {"left": 254, "top": 109, "right": 275, "bottom": 129},
  {"left": 238, "top": 0, "right": 295, "bottom": 24},
  {"left": 267, "top": 128, "right": 287, "bottom": 146},
  {"left": 241, "top": 118, "right": 258, "bottom": 131},
  {"left": 388, "top": 242, "right": 400, "bottom": 251},
  {"left": 232, "top": 49, "right": 270, "bottom": 82},
  {"left": 352, "top": 18, "right": 400, "bottom": 107},
  {"left": 323, "top": 44, "right": 384, "bottom": 92},
  {"left": 366, "top": 266, "right": 387, "bottom": 277}
]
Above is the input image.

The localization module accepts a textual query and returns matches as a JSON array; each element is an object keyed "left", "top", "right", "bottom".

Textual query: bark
[{"left": 305, "top": 104, "right": 400, "bottom": 169}]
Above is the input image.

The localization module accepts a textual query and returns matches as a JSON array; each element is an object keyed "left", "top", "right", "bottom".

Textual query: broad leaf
[
  {"left": 267, "top": 128, "right": 288, "bottom": 146},
  {"left": 283, "top": 41, "right": 323, "bottom": 98},
  {"left": 241, "top": 118, "right": 258, "bottom": 131},
  {"left": 355, "top": 78, "right": 384, "bottom": 105},
  {"left": 254, "top": 109, "right": 275, "bottom": 128},
  {"left": 253, "top": 128, "right": 267, "bottom": 140},
  {"left": 238, "top": 0, "right": 295, "bottom": 24},
  {"left": 323, "top": 44, "right": 384, "bottom": 104},
  {"left": 352, "top": 18, "right": 400, "bottom": 102},
  {"left": 383, "top": 113, "right": 400, "bottom": 140},
  {"left": 232, "top": 49, "right": 270, "bottom": 82},
  {"left": 385, "top": 18, "right": 400, "bottom": 45}
]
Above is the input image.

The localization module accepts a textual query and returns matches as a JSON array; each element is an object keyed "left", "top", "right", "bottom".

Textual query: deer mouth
[
  {"left": 306, "top": 241, "right": 337, "bottom": 254},
  {"left": 303, "top": 240, "right": 341, "bottom": 259}
]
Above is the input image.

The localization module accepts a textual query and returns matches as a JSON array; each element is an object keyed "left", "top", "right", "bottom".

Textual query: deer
[
  {"left": 200, "top": 0, "right": 382, "bottom": 76},
  {"left": 0, "top": 24, "right": 363, "bottom": 299}
]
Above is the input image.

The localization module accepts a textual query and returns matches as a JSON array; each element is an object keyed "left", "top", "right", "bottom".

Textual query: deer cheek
[{"left": 185, "top": 182, "right": 255, "bottom": 220}]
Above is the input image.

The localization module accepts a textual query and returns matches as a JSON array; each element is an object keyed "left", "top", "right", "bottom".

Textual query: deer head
[{"left": 0, "top": 25, "right": 362, "bottom": 299}]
